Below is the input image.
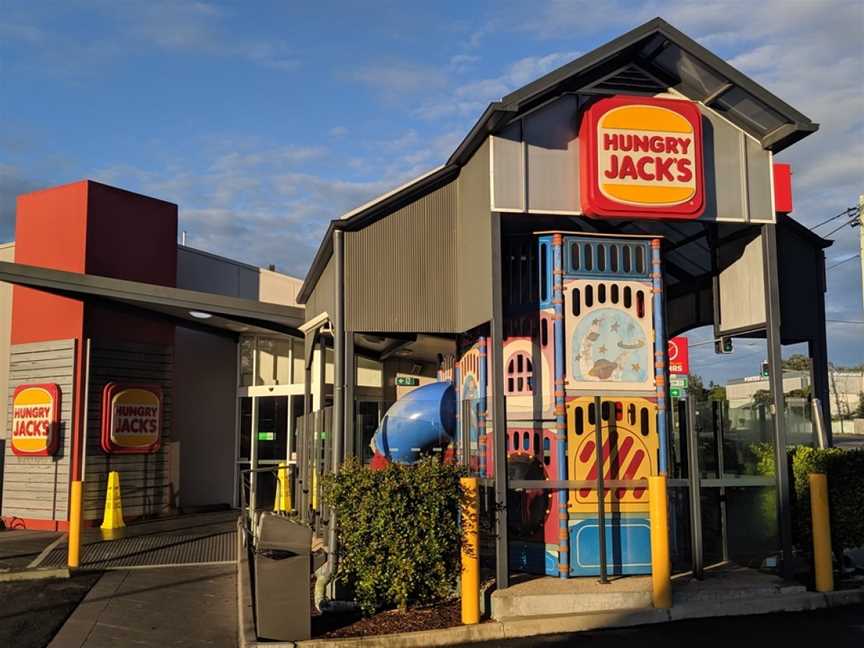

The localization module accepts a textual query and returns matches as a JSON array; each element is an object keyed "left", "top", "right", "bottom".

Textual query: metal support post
[
  {"left": 490, "top": 212, "right": 509, "bottom": 589},
  {"left": 686, "top": 395, "right": 703, "bottom": 579},
  {"left": 763, "top": 223, "right": 794, "bottom": 579},
  {"left": 651, "top": 239, "right": 670, "bottom": 474},
  {"left": 460, "top": 477, "right": 480, "bottom": 624},
  {"left": 593, "top": 396, "right": 608, "bottom": 584},
  {"left": 809, "top": 473, "right": 834, "bottom": 592},
  {"left": 552, "top": 234, "right": 569, "bottom": 578}
]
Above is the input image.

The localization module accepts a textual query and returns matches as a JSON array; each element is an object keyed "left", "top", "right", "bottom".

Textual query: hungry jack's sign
[
  {"left": 580, "top": 96, "right": 705, "bottom": 220},
  {"left": 11, "top": 384, "right": 61, "bottom": 456},
  {"left": 101, "top": 383, "right": 162, "bottom": 454}
]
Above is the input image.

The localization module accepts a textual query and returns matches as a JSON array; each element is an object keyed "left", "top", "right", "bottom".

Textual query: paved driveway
[{"left": 49, "top": 565, "right": 236, "bottom": 648}]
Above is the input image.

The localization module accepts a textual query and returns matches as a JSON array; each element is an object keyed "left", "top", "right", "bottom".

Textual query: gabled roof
[{"left": 297, "top": 17, "right": 819, "bottom": 305}]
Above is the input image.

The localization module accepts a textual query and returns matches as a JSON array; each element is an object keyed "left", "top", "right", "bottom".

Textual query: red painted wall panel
[
  {"left": 85, "top": 182, "right": 177, "bottom": 287},
  {"left": 12, "top": 181, "right": 88, "bottom": 345}
]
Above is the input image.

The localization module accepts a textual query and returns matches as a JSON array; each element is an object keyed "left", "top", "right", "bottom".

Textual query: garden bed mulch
[{"left": 312, "top": 596, "right": 465, "bottom": 639}]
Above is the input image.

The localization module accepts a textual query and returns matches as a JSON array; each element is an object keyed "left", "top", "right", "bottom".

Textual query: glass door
[
  {"left": 237, "top": 395, "right": 291, "bottom": 511},
  {"left": 673, "top": 389, "right": 780, "bottom": 576}
]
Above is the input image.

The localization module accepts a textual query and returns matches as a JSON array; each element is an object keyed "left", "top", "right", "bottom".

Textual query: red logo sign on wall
[
  {"left": 101, "top": 383, "right": 162, "bottom": 454},
  {"left": 667, "top": 337, "right": 690, "bottom": 375},
  {"left": 11, "top": 384, "right": 61, "bottom": 456},
  {"left": 580, "top": 96, "right": 705, "bottom": 220}
]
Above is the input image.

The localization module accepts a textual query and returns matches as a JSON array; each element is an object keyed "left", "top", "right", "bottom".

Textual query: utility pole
[{"left": 858, "top": 194, "right": 863, "bottom": 312}]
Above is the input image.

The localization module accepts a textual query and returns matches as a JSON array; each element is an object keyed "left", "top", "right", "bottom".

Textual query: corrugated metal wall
[
  {"left": 345, "top": 181, "right": 459, "bottom": 332},
  {"left": 305, "top": 255, "right": 335, "bottom": 323},
  {"left": 83, "top": 341, "right": 174, "bottom": 521},
  {"left": 457, "top": 139, "right": 493, "bottom": 331},
  {"left": 1, "top": 339, "right": 75, "bottom": 522}
]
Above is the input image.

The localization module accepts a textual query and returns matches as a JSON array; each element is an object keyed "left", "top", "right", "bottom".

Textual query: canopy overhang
[{"left": 0, "top": 261, "right": 305, "bottom": 338}]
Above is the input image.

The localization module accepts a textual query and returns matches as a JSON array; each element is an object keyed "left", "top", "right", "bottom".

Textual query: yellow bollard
[
  {"left": 274, "top": 464, "right": 293, "bottom": 513},
  {"left": 460, "top": 477, "right": 480, "bottom": 625},
  {"left": 68, "top": 480, "right": 83, "bottom": 568},
  {"left": 101, "top": 471, "right": 126, "bottom": 530},
  {"left": 648, "top": 475, "right": 672, "bottom": 608},
  {"left": 809, "top": 473, "right": 834, "bottom": 592}
]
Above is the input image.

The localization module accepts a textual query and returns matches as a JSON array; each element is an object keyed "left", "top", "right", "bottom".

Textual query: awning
[{"left": 0, "top": 261, "right": 304, "bottom": 337}]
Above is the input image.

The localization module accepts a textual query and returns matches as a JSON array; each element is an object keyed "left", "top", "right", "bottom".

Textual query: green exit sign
[
  {"left": 396, "top": 376, "right": 420, "bottom": 387},
  {"left": 257, "top": 432, "right": 274, "bottom": 441}
]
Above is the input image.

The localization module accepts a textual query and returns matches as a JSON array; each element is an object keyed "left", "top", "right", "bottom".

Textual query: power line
[
  {"left": 823, "top": 216, "right": 860, "bottom": 239},
  {"left": 827, "top": 253, "right": 860, "bottom": 271},
  {"left": 827, "top": 319, "right": 864, "bottom": 325},
  {"left": 811, "top": 206, "right": 858, "bottom": 230}
]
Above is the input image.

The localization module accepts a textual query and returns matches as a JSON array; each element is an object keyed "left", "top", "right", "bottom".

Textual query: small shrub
[
  {"left": 743, "top": 444, "right": 863, "bottom": 557},
  {"left": 788, "top": 446, "right": 864, "bottom": 557},
  {"left": 322, "top": 457, "right": 465, "bottom": 615}
]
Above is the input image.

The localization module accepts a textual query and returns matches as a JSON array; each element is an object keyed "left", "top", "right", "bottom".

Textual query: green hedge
[
  {"left": 737, "top": 444, "right": 863, "bottom": 558},
  {"left": 322, "top": 457, "right": 465, "bottom": 615},
  {"left": 789, "top": 446, "right": 864, "bottom": 557}
]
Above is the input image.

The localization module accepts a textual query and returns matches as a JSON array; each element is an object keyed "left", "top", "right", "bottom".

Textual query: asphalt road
[
  {"left": 459, "top": 606, "right": 864, "bottom": 647},
  {"left": 834, "top": 434, "right": 864, "bottom": 449}
]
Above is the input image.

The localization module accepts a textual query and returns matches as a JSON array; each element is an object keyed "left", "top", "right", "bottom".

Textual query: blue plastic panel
[
  {"left": 509, "top": 541, "right": 559, "bottom": 577},
  {"left": 569, "top": 516, "right": 652, "bottom": 576},
  {"left": 564, "top": 237, "right": 651, "bottom": 280},
  {"left": 537, "top": 236, "right": 554, "bottom": 309}
]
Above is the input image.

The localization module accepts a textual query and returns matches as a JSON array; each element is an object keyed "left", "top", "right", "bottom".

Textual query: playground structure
[
  {"left": 364, "top": 233, "right": 666, "bottom": 578},
  {"left": 291, "top": 17, "right": 832, "bottom": 591}
]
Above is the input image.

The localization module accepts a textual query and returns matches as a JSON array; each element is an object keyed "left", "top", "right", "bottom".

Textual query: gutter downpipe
[{"left": 317, "top": 228, "right": 346, "bottom": 608}]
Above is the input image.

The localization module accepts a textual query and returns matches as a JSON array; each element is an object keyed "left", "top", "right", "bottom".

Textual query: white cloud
[
  {"left": 0, "top": 1, "right": 302, "bottom": 75},
  {"left": 328, "top": 126, "right": 349, "bottom": 138},
  {"left": 416, "top": 50, "right": 580, "bottom": 121},
  {"left": 351, "top": 63, "right": 449, "bottom": 99}
]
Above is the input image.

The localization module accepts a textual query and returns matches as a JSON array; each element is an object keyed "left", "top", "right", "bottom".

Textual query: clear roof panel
[
  {"left": 711, "top": 86, "right": 788, "bottom": 135},
  {"left": 648, "top": 43, "right": 727, "bottom": 98}
]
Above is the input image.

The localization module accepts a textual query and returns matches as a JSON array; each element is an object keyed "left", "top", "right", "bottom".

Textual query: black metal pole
[
  {"left": 686, "top": 395, "right": 704, "bottom": 579},
  {"left": 762, "top": 224, "right": 794, "bottom": 579},
  {"left": 490, "top": 213, "right": 510, "bottom": 589},
  {"left": 593, "top": 396, "right": 608, "bottom": 584}
]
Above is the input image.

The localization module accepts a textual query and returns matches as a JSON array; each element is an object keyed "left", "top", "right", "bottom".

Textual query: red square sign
[
  {"left": 580, "top": 96, "right": 705, "bottom": 220},
  {"left": 667, "top": 336, "right": 690, "bottom": 375}
]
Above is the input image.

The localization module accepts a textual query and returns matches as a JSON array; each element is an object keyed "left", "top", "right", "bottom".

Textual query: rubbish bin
[{"left": 254, "top": 514, "right": 312, "bottom": 641}]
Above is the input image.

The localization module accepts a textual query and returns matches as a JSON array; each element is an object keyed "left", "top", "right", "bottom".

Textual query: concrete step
[{"left": 491, "top": 578, "right": 653, "bottom": 620}]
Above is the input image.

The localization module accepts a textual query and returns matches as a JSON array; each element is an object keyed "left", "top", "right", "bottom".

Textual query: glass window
[
  {"left": 292, "top": 339, "right": 306, "bottom": 385},
  {"left": 239, "top": 337, "right": 254, "bottom": 387},
  {"left": 239, "top": 397, "right": 252, "bottom": 459},
  {"left": 257, "top": 337, "right": 293, "bottom": 386}
]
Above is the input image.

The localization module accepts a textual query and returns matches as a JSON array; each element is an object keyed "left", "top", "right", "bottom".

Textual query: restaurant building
[{"left": 0, "top": 18, "right": 835, "bottom": 587}]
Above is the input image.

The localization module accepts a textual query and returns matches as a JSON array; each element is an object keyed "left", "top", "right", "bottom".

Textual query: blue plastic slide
[{"left": 370, "top": 381, "right": 456, "bottom": 464}]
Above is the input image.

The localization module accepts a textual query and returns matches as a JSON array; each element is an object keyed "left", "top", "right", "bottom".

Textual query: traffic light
[
  {"left": 761, "top": 361, "right": 769, "bottom": 378},
  {"left": 714, "top": 337, "right": 733, "bottom": 354}
]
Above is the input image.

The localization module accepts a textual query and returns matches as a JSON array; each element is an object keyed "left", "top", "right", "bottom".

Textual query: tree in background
[
  {"left": 782, "top": 354, "right": 812, "bottom": 372},
  {"left": 855, "top": 392, "right": 864, "bottom": 419}
]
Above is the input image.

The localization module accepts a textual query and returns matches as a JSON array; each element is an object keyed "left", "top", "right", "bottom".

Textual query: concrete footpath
[
  {"left": 49, "top": 564, "right": 237, "bottom": 648},
  {"left": 281, "top": 588, "right": 864, "bottom": 648}
]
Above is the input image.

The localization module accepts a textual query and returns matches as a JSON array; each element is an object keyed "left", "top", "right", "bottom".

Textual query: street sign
[
  {"left": 670, "top": 388, "right": 681, "bottom": 398},
  {"left": 396, "top": 376, "right": 420, "bottom": 387},
  {"left": 670, "top": 375, "right": 689, "bottom": 389},
  {"left": 668, "top": 336, "right": 689, "bottom": 374}
]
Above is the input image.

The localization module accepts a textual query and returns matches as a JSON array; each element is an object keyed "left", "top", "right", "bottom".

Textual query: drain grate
[{"left": 41, "top": 531, "right": 236, "bottom": 569}]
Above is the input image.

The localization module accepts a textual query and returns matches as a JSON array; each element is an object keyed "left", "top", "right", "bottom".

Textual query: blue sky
[{"left": 1, "top": 1, "right": 862, "bottom": 380}]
